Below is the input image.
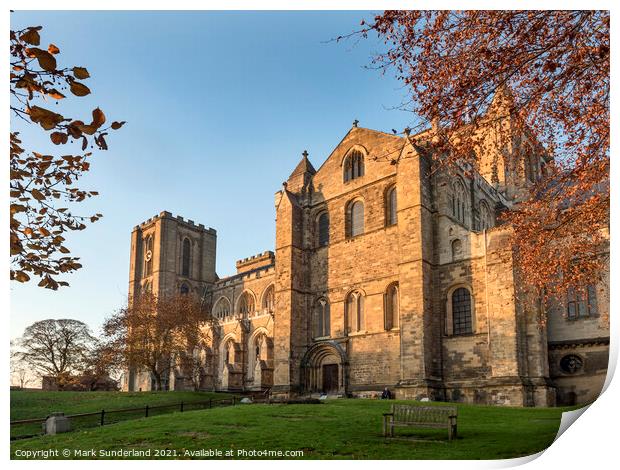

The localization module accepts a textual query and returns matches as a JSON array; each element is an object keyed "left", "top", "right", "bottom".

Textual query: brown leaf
[
  {"left": 70, "top": 81, "right": 91, "bottom": 97},
  {"left": 31, "top": 189, "right": 46, "bottom": 201},
  {"left": 50, "top": 132, "right": 68, "bottom": 145},
  {"left": 73, "top": 67, "right": 90, "bottom": 79},
  {"left": 19, "top": 29, "right": 40, "bottom": 46},
  {"left": 39, "top": 227, "right": 51, "bottom": 237},
  {"left": 47, "top": 89, "right": 66, "bottom": 100},
  {"left": 91, "top": 108, "right": 106, "bottom": 128},
  {"left": 36, "top": 51, "right": 57, "bottom": 72},
  {"left": 48, "top": 43, "right": 60, "bottom": 54},
  {"left": 14, "top": 271, "right": 30, "bottom": 283},
  {"left": 111, "top": 121, "right": 126, "bottom": 130}
]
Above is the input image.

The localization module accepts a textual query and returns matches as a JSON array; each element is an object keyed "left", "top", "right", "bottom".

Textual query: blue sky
[{"left": 10, "top": 10, "right": 419, "bottom": 339}]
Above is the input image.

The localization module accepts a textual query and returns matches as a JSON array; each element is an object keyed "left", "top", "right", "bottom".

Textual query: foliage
[
  {"left": 11, "top": 399, "right": 575, "bottom": 460},
  {"left": 16, "top": 319, "right": 97, "bottom": 385},
  {"left": 353, "top": 11, "right": 609, "bottom": 300},
  {"left": 103, "top": 293, "right": 212, "bottom": 391},
  {"left": 10, "top": 25, "right": 125, "bottom": 289}
]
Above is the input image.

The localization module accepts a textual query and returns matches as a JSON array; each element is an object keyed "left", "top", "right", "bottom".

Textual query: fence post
[
  {"left": 100, "top": 409, "right": 105, "bottom": 426},
  {"left": 209, "top": 398, "right": 212, "bottom": 409},
  {"left": 232, "top": 396, "right": 236, "bottom": 406},
  {"left": 145, "top": 405, "right": 149, "bottom": 418},
  {"left": 180, "top": 401, "right": 184, "bottom": 412}
]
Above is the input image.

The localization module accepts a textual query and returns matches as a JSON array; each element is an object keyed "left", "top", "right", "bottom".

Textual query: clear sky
[{"left": 10, "top": 10, "right": 419, "bottom": 339}]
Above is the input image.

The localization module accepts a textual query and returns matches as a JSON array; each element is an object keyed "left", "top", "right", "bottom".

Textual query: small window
[
  {"left": 451, "top": 239, "right": 463, "bottom": 261},
  {"left": 452, "top": 288, "right": 473, "bottom": 335},
  {"left": 385, "top": 283, "right": 399, "bottom": 330},
  {"left": 386, "top": 186, "right": 397, "bottom": 226},
  {"left": 560, "top": 354, "right": 583, "bottom": 374},
  {"left": 144, "top": 235, "right": 153, "bottom": 277},
  {"left": 182, "top": 238, "right": 191, "bottom": 277},
  {"left": 262, "top": 285, "right": 275, "bottom": 313},
  {"left": 314, "top": 298, "right": 330, "bottom": 338},
  {"left": 343, "top": 149, "right": 365, "bottom": 182},
  {"left": 347, "top": 200, "right": 364, "bottom": 238},
  {"left": 478, "top": 201, "right": 493, "bottom": 231},
  {"left": 345, "top": 291, "right": 365, "bottom": 333},
  {"left": 317, "top": 212, "right": 329, "bottom": 247},
  {"left": 567, "top": 285, "right": 598, "bottom": 320}
]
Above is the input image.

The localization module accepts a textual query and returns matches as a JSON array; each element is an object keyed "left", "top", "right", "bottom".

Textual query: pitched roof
[{"left": 288, "top": 151, "right": 316, "bottom": 180}]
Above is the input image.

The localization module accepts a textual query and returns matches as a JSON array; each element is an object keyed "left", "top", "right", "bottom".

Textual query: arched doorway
[{"left": 301, "top": 342, "right": 347, "bottom": 395}]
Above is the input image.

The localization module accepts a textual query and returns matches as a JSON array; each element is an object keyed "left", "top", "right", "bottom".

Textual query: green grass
[
  {"left": 11, "top": 390, "right": 231, "bottom": 421},
  {"left": 11, "top": 399, "right": 575, "bottom": 460}
]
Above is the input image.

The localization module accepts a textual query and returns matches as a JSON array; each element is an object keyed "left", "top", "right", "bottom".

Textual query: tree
[
  {"left": 103, "top": 293, "right": 212, "bottom": 391},
  {"left": 10, "top": 24, "right": 125, "bottom": 289},
  {"left": 80, "top": 341, "right": 122, "bottom": 391},
  {"left": 17, "top": 319, "right": 97, "bottom": 388},
  {"left": 10, "top": 340, "right": 35, "bottom": 389},
  {"left": 352, "top": 11, "right": 609, "bottom": 300}
]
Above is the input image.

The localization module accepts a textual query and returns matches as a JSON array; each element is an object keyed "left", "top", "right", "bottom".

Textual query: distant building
[{"left": 124, "top": 103, "right": 609, "bottom": 406}]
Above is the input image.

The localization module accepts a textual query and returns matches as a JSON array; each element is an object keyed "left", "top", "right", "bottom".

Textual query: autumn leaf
[
  {"left": 48, "top": 43, "right": 60, "bottom": 54},
  {"left": 31, "top": 189, "right": 46, "bottom": 201},
  {"left": 14, "top": 271, "right": 30, "bottom": 283},
  {"left": 47, "top": 89, "right": 66, "bottom": 100},
  {"left": 19, "top": 28, "right": 40, "bottom": 46},
  {"left": 70, "top": 81, "right": 91, "bottom": 97},
  {"left": 50, "top": 132, "right": 68, "bottom": 145},
  {"left": 91, "top": 107, "right": 106, "bottom": 127},
  {"left": 111, "top": 121, "right": 126, "bottom": 130},
  {"left": 72, "top": 67, "right": 90, "bottom": 79}
]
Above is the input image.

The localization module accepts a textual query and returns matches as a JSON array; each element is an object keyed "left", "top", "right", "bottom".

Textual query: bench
[{"left": 382, "top": 404, "right": 458, "bottom": 440}]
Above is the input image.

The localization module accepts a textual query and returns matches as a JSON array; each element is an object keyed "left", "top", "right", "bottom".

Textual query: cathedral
[{"left": 123, "top": 104, "right": 609, "bottom": 407}]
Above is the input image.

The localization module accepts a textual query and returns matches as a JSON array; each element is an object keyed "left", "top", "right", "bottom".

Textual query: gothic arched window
[
  {"left": 313, "top": 298, "right": 330, "bottom": 338},
  {"left": 452, "top": 287, "right": 473, "bottom": 335},
  {"left": 343, "top": 149, "right": 365, "bottom": 182},
  {"left": 144, "top": 235, "right": 153, "bottom": 277},
  {"left": 450, "top": 178, "right": 468, "bottom": 226},
  {"left": 238, "top": 292, "right": 255, "bottom": 316},
  {"left": 347, "top": 200, "right": 364, "bottom": 238},
  {"left": 478, "top": 201, "right": 493, "bottom": 231},
  {"left": 384, "top": 283, "right": 399, "bottom": 330},
  {"left": 345, "top": 291, "right": 365, "bottom": 333},
  {"left": 181, "top": 238, "right": 191, "bottom": 277},
  {"left": 317, "top": 211, "right": 330, "bottom": 247},
  {"left": 213, "top": 297, "right": 231, "bottom": 319},
  {"left": 262, "top": 285, "right": 275, "bottom": 313},
  {"left": 385, "top": 186, "right": 397, "bottom": 226},
  {"left": 451, "top": 239, "right": 463, "bottom": 261}
]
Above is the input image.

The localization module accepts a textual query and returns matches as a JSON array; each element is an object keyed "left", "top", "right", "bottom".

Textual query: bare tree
[{"left": 17, "top": 319, "right": 97, "bottom": 388}]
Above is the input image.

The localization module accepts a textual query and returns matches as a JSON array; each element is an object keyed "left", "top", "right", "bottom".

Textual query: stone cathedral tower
[
  {"left": 128, "top": 211, "right": 217, "bottom": 300},
  {"left": 125, "top": 211, "right": 218, "bottom": 391}
]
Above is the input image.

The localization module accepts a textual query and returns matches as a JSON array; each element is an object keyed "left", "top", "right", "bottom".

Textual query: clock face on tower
[{"left": 145, "top": 250, "right": 152, "bottom": 262}]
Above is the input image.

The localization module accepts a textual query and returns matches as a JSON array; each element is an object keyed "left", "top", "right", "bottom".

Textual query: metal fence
[{"left": 10, "top": 396, "right": 239, "bottom": 441}]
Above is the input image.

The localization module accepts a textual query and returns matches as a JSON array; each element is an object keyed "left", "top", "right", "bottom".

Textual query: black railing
[{"left": 10, "top": 396, "right": 239, "bottom": 441}]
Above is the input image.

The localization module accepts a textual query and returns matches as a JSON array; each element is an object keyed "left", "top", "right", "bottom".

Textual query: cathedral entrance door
[{"left": 322, "top": 364, "right": 338, "bottom": 393}]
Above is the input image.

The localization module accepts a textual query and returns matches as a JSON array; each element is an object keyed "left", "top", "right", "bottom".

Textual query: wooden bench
[{"left": 382, "top": 404, "right": 458, "bottom": 440}]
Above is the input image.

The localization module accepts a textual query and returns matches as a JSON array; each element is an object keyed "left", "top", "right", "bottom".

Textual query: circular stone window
[{"left": 560, "top": 354, "right": 583, "bottom": 374}]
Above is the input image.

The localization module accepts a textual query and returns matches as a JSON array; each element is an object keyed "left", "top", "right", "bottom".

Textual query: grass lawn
[
  {"left": 11, "top": 399, "right": 574, "bottom": 460},
  {"left": 11, "top": 390, "right": 231, "bottom": 421}
]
